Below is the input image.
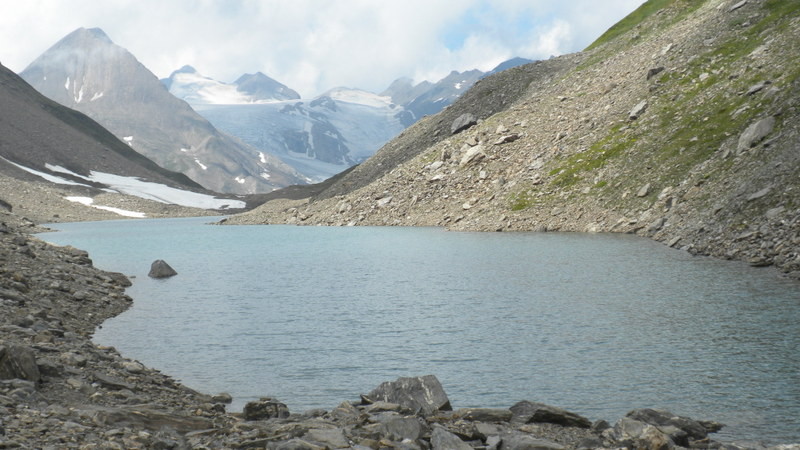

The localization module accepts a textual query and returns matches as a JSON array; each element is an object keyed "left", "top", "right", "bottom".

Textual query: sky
[{"left": 0, "top": 0, "right": 645, "bottom": 98}]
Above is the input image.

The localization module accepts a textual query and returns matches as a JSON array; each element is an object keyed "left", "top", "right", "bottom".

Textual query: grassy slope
[
  {"left": 541, "top": 0, "right": 800, "bottom": 215},
  {"left": 586, "top": 0, "right": 709, "bottom": 51}
]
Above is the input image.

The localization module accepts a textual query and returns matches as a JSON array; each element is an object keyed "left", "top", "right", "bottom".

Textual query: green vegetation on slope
[
  {"left": 548, "top": 124, "right": 638, "bottom": 188},
  {"left": 586, "top": 0, "right": 709, "bottom": 51},
  {"left": 497, "top": 0, "right": 800, "bottom": 217}
]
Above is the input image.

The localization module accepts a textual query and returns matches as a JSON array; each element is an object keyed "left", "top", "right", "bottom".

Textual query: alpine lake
[{"left": 39, "top": 216, "right": 800, "bottom": 444}]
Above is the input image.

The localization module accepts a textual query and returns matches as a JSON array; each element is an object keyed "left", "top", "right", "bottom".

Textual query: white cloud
[
  {"left": 0, "top": 0, "right": 645, "bottom": 98},
  {"left": 523, "top": 19, "right": 574, "bottom": 58}
]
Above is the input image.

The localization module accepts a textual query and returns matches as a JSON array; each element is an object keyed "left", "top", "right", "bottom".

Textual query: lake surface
[{"left": 40, "top": 217, "right": 800, "bottom": 444}]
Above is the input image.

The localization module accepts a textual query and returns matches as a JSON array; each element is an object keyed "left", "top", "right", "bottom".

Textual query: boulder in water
[{"left": 148, "top": 260, "right": 177, "bottom": 278}]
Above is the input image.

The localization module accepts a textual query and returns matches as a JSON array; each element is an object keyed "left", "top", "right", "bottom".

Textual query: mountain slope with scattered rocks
[{"left": 228, "top": 0, "right": 800, "bottom": 279}]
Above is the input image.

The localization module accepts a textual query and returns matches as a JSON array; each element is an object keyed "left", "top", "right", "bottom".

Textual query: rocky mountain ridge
[{"left": 227, "top": 0, "right": 800, "bottom": 279}]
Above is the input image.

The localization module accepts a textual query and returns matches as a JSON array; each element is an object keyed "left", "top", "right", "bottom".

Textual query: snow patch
[
  {"left": 46, "top": 164, "right": 83, "bottom": 178},
  {"left": 180, "top": 148, "right": 189, "bottom": 153},
  {"left": 90, "top": 92, "right": 104, "bottom": 101},
  {"left": 260, "top": 172, "right": 271, "bottom": 180},
  {"left": 2, "top": 159, "right": 87, "bottom": 186},
  {"left": 259, "top": 152, "right": 267, "bottom": 164},
  {"left": 235, "top": 176, "right": 246, "bottom": 184},
  {"left": 325, "top": 87, "right": 394, "bottom": 108},
  {"left": 454, "top": 82, "right": 463, "bottom": 89},
  {"left": 169, "top": 70, "right": 282, "bottom": 105},
  {"left": 64, "top": 77, "right": 70, "bottom": 90},
  {"left": 194, "top": 158, "right": 208, "bottom": 170},
  {"left": 9, "top": 160, "right": 245, "bottom": 210},
  {"left": 123, "top": 136, "right": 133, "bottom": 146},
  {"left": 64, "top": 196, "right": 146, "bottom": 218},
  {"left": 74, "top": 86, "right": 84, "bottom": 103},
  {"left": 88, "top": 172, "right": 246, "bottom": 209}
]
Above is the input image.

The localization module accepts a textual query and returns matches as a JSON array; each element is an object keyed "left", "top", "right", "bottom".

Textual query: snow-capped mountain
[
  {"left": 163, "top": 58, "right": 535, "bottom": 183},
  {"left": 19, "top": 27, "right": 304, "bottom": 194},
  {"left": 191, "top": 87, "right": 408, "bottom": 182},
  {"left": 0, "top": 61, "right": 243, "bottom": 212},
  {"left": 234, "top": 72, "right": 301, "bottom": 102},
  {"left": 166, "top": 66, "right": 407, "bottom": 181},
  {"left": 161, "top": 65, "right": 300, "bottom": 104}
]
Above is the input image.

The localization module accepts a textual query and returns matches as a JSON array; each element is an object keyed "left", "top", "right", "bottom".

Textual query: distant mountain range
[
  {"left": 162, "top": 66, "right": 409, "bottom": 181},
  {"left": 17, "top": 26, "right": 533, "bottom": 190},
  {"left": 19, "top": 27, "right": 304, "bottom": 194}
]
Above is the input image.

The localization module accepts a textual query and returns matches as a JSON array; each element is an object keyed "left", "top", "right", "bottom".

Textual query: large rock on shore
[
  {"left": 92, "top": 406, "right": 214, "bottom": 433},
  {"left": 510, "top": 400, "right": 591, "bottom": 428},
  {"left": 243, "top": 397, "right": 291, "bottom": 421},
  {"left": 626, "top": 408, "right": 722, "bottom": 442},
  {"left": 0, "top": 344, "right": 40, "bottom": 382},
  {"left": 363, "top": 374, "right": 452, "bottom": 415}
]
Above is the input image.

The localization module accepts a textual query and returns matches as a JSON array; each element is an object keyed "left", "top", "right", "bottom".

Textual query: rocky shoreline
[{"left": 1, "top": 210, "right": 798, "bottom": 449}]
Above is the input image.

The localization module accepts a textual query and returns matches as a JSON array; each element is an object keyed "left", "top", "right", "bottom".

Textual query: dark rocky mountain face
[
  {"left": 380, "top": 57, "right": 532, "bottom": 124},
  {"left": 381, "top": 70, "right": 484, "bottom": 123},
  {"left": 20, "top": 27, "right": 304, "bottom": 194},
  {"left": 402, "top": 69, "right": 485, "bottom": 119}
]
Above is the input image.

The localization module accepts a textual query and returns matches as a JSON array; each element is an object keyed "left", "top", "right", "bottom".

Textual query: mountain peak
[
  {"left": 20, "top": 26, "right": 130, "bottom": 105},
  {"left": 84, "top": 27, "right": 111, "bottom": 41},
  {"left": 233, "top": 71, "right": 300, "bottom": 101},
  {"left": 234, "top": 71, "right": 268, "bottom": 83},
  {"left": 62, "top": 27, "right": 113, "bottom": 46},
  {"left": 175, "top": 65, "right": 199, "bottom": 74}
]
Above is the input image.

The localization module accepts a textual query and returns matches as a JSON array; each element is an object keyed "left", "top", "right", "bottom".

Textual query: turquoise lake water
[{"left": 40, "top": 217, "right": 800, "bottom": 444}]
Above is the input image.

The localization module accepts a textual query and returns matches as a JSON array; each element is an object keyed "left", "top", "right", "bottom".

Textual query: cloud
[{"left": 0, "top": 0, "right": 644, "bottom": 98}]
